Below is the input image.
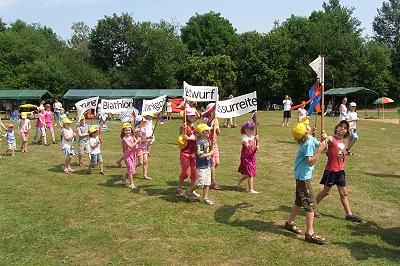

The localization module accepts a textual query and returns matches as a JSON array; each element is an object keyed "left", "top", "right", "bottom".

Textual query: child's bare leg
[
  {"left": 305, "top": 211, "right": 315, "bottom": 235},
  {"left": 203, "top": 185, "right": 209, "bottom": 199},
  {"left": 237, "top": 175, "right": 248, "bottom": 188},
  {"left": 116, "top": 156, "right": 123, "bottom": 167},
  {"left": 287, "top": 204, "right": 301, "bottom": 224},
  {"left": 143, "top": 154, "right": 150, "bottom": 178},
  {"left": 99, "top": 162, "right": 104, "bottom": 173},
  {"left": 316, "top": 186, "right": 332, "bottom": 204},
  {"left": 50, "top": 128, "right": 56, "bottom": 142},
  {"left": 338, "top": 186, "right": 352, "bottom": 215},
  {"left": 87, "top": 163, "right": 92, "bottom": 173},
  {"left": 247, "top": 176, "right": 259, "bottom": 193}
]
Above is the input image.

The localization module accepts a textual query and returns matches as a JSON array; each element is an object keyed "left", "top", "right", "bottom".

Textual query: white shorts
[
  {"left": 196, "top": 168, "right": 211, "bottom": 187},
  {"left": 8, "top": 143, "right": 16, "bottom": 151}
]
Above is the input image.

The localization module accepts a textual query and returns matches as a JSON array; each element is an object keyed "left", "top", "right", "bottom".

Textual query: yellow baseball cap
[
  {"left": 21, "top": 113, "right": 27, "bottom": 119},
  {"left": 88, "top": 126, "right": 97, "bottom": 133},
  {"left": 196, "top": 123, "right": 211, "bottom": 133},
  {"left": 291, "top": 118, "right": 310, "bottom": 139},
  {"left": 122, "top": 122, "right": 132, "bottom": 129},
  {"left": 62, "top": 117, "right": 72, "bottom": 124}
]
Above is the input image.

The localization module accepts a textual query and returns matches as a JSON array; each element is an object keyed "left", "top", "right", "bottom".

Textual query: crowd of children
[{"left": 0, "top": 98, "right": 364, "bottom": 245}]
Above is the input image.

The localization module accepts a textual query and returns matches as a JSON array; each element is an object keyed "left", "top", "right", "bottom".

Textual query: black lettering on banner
[{"left": 217, "top": 97, "right": 257, "bottom": 114}]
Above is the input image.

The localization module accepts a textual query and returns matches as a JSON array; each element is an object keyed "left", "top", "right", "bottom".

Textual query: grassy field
[{"left": 0, "top": 111, "right": 399, "bottom": 265}]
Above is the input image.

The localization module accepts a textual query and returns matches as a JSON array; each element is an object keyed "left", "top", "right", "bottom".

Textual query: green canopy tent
[
  {"left": 63, "top": 89, "right": 183, "bottom": 100},
  {"left": 0, "top": 89, "right": 54, "bottom": 101},
  {"left": 324, "top": 87, "right": 378, "bottom": 116}
]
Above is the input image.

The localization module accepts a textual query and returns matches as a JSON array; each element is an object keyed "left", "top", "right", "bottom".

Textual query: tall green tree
[
  {"left": 69, "top": 21, "right": 91, "bottom": 58},
  {"left": 181, "top": 12, "right": 237, "bottom": 56}
]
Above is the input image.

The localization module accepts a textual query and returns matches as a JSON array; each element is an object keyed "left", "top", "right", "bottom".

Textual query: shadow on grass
[
  {"left": 219, "top": 185, "right": 246, "bottom": 192},
  {"left": 141, "top": 180, "right": 196, "bottom": 203},
  {"left": 333, "top": 241, "right": 400, "bottom": 262},
  {"left": 214, "top": 203, "right": 294, "bottom": 238},
  {"left": 333, "top": 221, "right": 400, "bottom": 262},
  {"left": 98, "top": 175, "right": 125, "bottom": 188},
  {"left": 364, "top": 172, "right": 400, "bottom": 179}
]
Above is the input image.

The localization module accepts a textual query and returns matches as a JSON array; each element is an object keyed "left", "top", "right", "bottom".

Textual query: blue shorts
[
  {"left": 320, "top": 170, "right": 346, "bottom": 187},
  {"left": 349, "top": 129, "right": 358, "bottom": 141},
  {"left": 90, "top": 153, "right": 103, "bottom": 166}
]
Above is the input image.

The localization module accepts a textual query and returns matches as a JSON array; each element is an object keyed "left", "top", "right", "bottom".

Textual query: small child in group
[
  {"left": 18, "top": 113, "right": 31, "bottom": 152},
  {"left": 58, "top": 108, "right": 67, "bottom": 140},
  {"left": 3, "top": 124, "right": 16, "bottom": 156},
  {"left": 33, "top": 107, "right": 47, "bottom": 145},
  {"left": 76, "top": 115, "right": 90, "bottom": 167},
  {"left": 121, "top": 122, "right": 140, "bottom": 189},
  {"left": 144, "top": 114, "right": 155, "bottom": 156},
  {"left": 237, "top": 121, "right": 260, "bottom": 193},
  {"left": 136, "top": 117, "right": 152, "bottom": 180},
  {"left": 314, "top": 119, "right": 363, "bottom": 222},
  {"left": 284, "top": 118, "right": 327, "bottom": 245},
  {"left": 61, "top": 118, "right": 75, "bottom": 174},
  {"left": 346, "top": 102, "right": 359, "bottom": 155},
  {"left": 185, "top": 123, "right": 215, "bottom": 205},
  {"left": 44, "top": 104, "right": 57, "bottom": 144},
  {"left": 176, "top": 107, "right": 198, "bottom": 196},
  {"left": 297, "top": 101, "right": 307, "bottom": 122},
  {"left": 87, "top": 126, "right": 105, "bottom": 175}
]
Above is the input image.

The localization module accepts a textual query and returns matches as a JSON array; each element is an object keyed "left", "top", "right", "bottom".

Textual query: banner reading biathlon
[
  {"left": 183, "top": 81, "right": 218, "bottom": 102},
  {"left": 75, "top": 96, "right": 99, "bottom": 119},
  {"left": 100, "top": 98, "right": 134, "bottom": 114},
  {"left": 141, "top": 95, "right": 167, "bottom": 116},
  {"left": 215, "top": 91, "right": 257, "bottom": 118}
]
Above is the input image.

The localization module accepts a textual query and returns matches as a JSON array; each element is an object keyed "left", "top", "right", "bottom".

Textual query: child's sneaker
[
  {"left": 176, "top": 188, "right": 184, "bottom": 196},
  {"left": 184, "top": 191, "right": 196, "bottom": 201},
  {"left": 202, "top": 198, "right": 214, "bottom": 206},
  {"left": 129, "top": 184, "right": 137, "bottom": 190},
  {"left": 192, "top": 191, "right": 201, "bottom": 198},
  {"left": 346, "top": 214, "right": 363, "bottom": 222}
]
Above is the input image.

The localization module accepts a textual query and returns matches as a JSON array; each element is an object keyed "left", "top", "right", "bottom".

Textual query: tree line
[{"left": 0, "top": 0, "right": 399, "bottom": 104}]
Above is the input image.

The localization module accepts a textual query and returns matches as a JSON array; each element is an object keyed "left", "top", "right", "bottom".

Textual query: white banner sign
[
  {"left": 141, "top": 95, "right": 167, "bottom": 116},
  {"left": 183, "top": 81, "right": 218, "bottom": 102},
  {"left": 216, "top": 92, "right": 257, "bottom": 118},
  {"left": 100, "top": 98, "right": 134, "bottom": 114},
  {"left": 75, "top": 96, "right": 99, "bottom": 119}
]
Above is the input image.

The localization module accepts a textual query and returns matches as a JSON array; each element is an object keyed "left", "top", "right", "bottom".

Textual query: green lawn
[{"left": 1, "top": 111, "right": 399, "bottom": 265}]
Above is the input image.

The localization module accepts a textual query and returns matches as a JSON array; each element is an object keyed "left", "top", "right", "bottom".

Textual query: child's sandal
[
  {"left": 305, "top": 233, "right": 326, "bottom": 245},
  {"left": 87, "top": 170, "right": 92, "bottom": 175},
  {"left": 284, "top": 221, "right": 302, "bottom": 235}
]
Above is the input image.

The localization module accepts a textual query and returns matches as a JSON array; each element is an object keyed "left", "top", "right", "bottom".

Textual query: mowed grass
[{"left": 0, "top": 111, "right": 399, "bottom": 265}]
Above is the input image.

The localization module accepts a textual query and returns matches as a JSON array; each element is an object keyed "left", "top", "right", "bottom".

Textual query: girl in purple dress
[{"left": 237, "top": 121, "right": 260, "bottom": 193}]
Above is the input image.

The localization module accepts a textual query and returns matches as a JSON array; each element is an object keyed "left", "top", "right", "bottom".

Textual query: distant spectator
[{"left": 282, "top": 95, "right": 293, "bottom": 127}]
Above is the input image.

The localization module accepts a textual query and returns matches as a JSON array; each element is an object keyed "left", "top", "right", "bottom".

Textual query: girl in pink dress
[
  {"left": 121, "top": 123, "right": 140, "bottom": 190},
  {"left": 136, "top": 118, "right": 152, "bottom": 180},
  {"left": 237, "top": 121, "right": 260, "bottom": 193},
  {"left": 44, "top": 104, "right": 56, "bottom": 144}
]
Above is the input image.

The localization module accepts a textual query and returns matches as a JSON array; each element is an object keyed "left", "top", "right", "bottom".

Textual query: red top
[
  {"left": 181, "top": 126, "right": 196, "bottom": 154},
  {"left": 326, "top": 136, "right": 346, "bottom": 171}
]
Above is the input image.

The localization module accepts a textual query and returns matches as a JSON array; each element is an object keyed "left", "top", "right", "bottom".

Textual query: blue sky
[{"left": 1, "top": 0, "right": 383, "bottom": 40}]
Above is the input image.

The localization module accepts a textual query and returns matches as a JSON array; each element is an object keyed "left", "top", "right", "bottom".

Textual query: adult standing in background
[
  {"left": 166, "top": 99, "right": 173, "bottom": 120},
  {"left": 339, "top": 97, "right": 348, "bottom": 122},
  {"left": 282, "top": 95, "right": 293, "bottom": 127},
  {"left": 53, "top": 99, "right": 62, "bottom": 123}
]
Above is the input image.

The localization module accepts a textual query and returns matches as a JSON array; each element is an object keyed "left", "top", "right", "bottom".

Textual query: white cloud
[{"left": 0, "top": 0, "right": 19, "bottom": 10}]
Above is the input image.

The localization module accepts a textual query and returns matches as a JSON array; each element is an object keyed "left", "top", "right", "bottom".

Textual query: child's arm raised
[{"left": 306, "top": 140, "right": 327, "bottom": 166}]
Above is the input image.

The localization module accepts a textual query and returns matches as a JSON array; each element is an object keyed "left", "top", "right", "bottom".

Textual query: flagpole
[
  {"left": 211, "top": 97, "right": 218, "bottom": 152},
  {"left": 321, "top": 56, "right": 325, "bottom": 134}
]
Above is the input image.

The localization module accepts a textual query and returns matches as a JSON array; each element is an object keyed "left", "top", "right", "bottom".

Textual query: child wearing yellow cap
[
  {"left": 61, "top": 117, "right": 75, "bottom": 174},
  {"left": 185, "top": 123, "right": 215, "bottom": 205},
  {"left": 284, "top": 118, "right": 327, "bottom": 245}
]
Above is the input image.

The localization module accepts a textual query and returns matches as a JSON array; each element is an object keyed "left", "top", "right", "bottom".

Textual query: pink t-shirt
[
  {"left": 36, "top": 113, "right": 45, "bottom": 128},
  {"left": 123, "top": 135, "right": 137, "bottom": 158},
  {"left": 44, "top": 111, "right": 53, "bottom": 124}
]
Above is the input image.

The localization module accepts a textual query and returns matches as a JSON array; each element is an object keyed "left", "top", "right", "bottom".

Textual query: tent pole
[{"left": 364, "top": 97, "right": 367, "bottom": 117}]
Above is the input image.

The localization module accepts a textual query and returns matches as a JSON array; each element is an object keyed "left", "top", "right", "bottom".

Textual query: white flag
[
  {"left": 216, "top": 92, "right": 257, "bottom": 118},
  {"left": 100, "top": 98, "right": 134, "bottom": 114},
  {"left": 183, "top": 81, "right": 218, "bottom": 102},
  {"left": 141, "top": 95, "right": 167, "bottom": 116},
  {"left": 309, "top": 55, "right": 324, "bottom": 83},
  {"left": 75, "top": 96, "right": 99, "bottom": 119}
]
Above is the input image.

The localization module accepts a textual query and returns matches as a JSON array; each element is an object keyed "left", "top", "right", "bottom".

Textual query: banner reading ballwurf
[
  {"left": 215, "top": 92, "right": 257, "bottom": 118},
  {"left": 183, "top": 81, "right": 218, "bottom": 102},
  {"left": 100, "top": 98, "right": 134, "bottom": 114},
  {"left": 75, "top": 96, "right": 99, "bottom": 119},
  {"left": 142, "top": 95, "right": 167, "bottom": 116}
]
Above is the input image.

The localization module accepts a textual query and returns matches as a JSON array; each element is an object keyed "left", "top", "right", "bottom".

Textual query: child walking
[
  {"left": 33, "top": 107, "right": 47, "bottom": 145},
  {"left": 76, "top": 115, "right": 90, "bottom": 167},
  {"left": 176, "top": 107, "right": 198, "bottom": 196},
  {"left": 61, "top": 118, "right": 75, "bottom": 174},
  {"left": 237, "top": 121, "right": 260, "bottom": 193},
  {"left": 44, "top": 104, "right": 57, "bottom": 144},
  {"left": 18, "top": 113, "right": 31, "bottom": 152},
  {"left": 314, "top": 120, "right": 363, "bottom": 222},
  {"left": 87, "top": 127, "right": 105, "bottom": 175},
  {"left": 346, "top": 102, "right": 359, "bottom": 155},
  {"left": 285, "top": 118, "right": 327, "bottom": 245},
  {"left": 3, "top": 124, "right": 16, "bottom": 156},
  {"left": 185, "top": 123, "right": 214, "bottom": 205},
  {"left": 136, "top": 117, "right": 152, "bottom": 180},
  {"left": 121, "top": 123, "right": 140, "bottom": 190}
]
